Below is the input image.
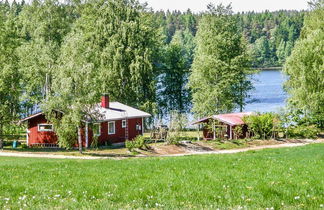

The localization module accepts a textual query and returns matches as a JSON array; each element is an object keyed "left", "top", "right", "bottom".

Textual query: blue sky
[{"left": 138, "top": 0, "right": 309, "bottom": 13}]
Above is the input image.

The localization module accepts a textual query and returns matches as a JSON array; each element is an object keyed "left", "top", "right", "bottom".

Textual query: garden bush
[
  {"left": 244, "top": 113, "right": 279, "bottom": 139},
  {"left": 287, "top": 125, "right": 319, "bottom": 139},
  {"left": 125, "top": 135, "right": 148, "bottom": 152},
  {"left": 166, "top": 111, "right": 188, "bottom": 145}
]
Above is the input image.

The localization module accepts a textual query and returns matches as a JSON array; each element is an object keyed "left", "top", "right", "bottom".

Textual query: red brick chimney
[{"left": 101, "top": 94, "right": 109, "bottom": 109}]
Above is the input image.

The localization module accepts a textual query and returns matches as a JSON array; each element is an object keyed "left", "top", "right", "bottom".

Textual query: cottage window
[
  {"left": 108, "top": 121, "right": 115, "bottom": 135},
  {"left": 38, "top": 124, "right": 53, "bottom": 132},
  {"left": 93, "top": 123, "right": 101, "bottom": 136},
  {"left": 136, "top": 124, "right": 141, "bottom": 131},
  {"left": 122, "top": 120, "right": 126, "bottom": 128}
]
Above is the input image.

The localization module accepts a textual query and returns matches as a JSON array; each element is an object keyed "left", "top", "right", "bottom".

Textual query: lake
[{"left": 243, "top": 69, "right": 287, "bottom": 113}]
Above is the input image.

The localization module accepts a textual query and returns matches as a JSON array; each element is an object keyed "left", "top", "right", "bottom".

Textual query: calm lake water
[{"left": 243, "top": 69, "right": 287, "bottom": 113}]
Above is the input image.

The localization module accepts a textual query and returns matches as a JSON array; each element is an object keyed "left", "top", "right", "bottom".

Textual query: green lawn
[{"left": 0, "top": 144, "right": 324, "bottom": 209}]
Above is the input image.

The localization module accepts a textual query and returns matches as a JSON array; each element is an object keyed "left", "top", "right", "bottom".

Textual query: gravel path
[{"left": 0, "top": 141, "right": 322, "bottom": 160}]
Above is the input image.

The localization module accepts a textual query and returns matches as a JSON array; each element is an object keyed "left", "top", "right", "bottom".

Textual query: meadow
[{"left": 0, "top": 144, "right": 323, "bottom": 209}]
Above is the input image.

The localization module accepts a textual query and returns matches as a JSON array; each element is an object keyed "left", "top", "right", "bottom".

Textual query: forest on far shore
[{"left": 155, "top": 9, "right": 305, "bottom": 68}]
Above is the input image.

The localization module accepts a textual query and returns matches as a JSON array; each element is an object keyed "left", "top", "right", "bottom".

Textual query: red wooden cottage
[
  {"left": 192, "top": 112, "right": 254, "bottom": 140},
  {"left": 20, "top": 95, "right": 151, "bottom": 148}
]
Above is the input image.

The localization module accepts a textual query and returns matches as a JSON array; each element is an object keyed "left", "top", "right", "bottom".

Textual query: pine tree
[{"left": 277, "top": 40, "right": 286, "bottom": 65}]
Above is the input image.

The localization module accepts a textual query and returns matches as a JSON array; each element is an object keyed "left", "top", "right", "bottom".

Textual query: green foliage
[
  {"left": 90, "top": 135, "right": 99, "bottom": 148},
  {"left": 287, "top": 125, "right": 319, "bottom": 139},
  {"left": 0, "top": 2, "right": 22, "bottom": 136},
  {"left": 47, "top": 112, "right": 78, "bottom": 149},
  {"left": 156, "top": 9, "right": 304, "bottom": 68},
  {"left": 166, "top": 111, "right": 188, "bottom": 145},
  {"left": 43, "top": 0, "right": 161, "bottom": 148},
  {"left": 188, "top": 4, "right": 253, "bottom": 117},
  {"left": 17, "top": 0, "right": 76, "bottom": 107},
  {"left": 21, "top": 144, "right": 28, "bottom": 149},
  {"left": 284, "top": 2, "right": 324, "bottom": 128},
  {"left": 157, "top": 30, "right": 194, "bottom": 115},
  {"left": 125, "top": 135, "right": 148, "bottom": 152},
  {"left": 244, "top": 113, "right": 279, "bottom": 139},
  {"left": 238, "top": 11, "right": 304, "bottom": 67},
  {"left": 233, "top": 125, "right": 243, "bottom": 139}
]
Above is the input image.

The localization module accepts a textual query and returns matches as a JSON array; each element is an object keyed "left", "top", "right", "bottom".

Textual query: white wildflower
[{"left": 19, "top": 195, "right": 27, "bottom": 200}]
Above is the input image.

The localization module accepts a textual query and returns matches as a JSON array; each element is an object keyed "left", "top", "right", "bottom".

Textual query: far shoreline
[{"left": 254, "top": 66, "right": 283, "bottom": 70}]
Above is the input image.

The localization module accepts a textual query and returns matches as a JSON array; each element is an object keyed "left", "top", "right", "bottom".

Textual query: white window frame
[
  {"left": 122, "top": 120, "right": 126, "bottom": 128},
  {"left": 136, "top": 124, "right": 142, "bottom": 131},
  {"left": 38, "top": 124, "right": 54, "bottom": 132},
  {"left": 108, "top": 121, "right": 116, "bottom": 135},
  {"left": 93, "top": 123, "right": 101, "bottom": 136}
]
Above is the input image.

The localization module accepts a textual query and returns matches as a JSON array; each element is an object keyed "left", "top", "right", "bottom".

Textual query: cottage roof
[
  {"left": 93, "top": 102, "right": 151, "bottom": 122},
  {"left": 192, "top": 112, "right": 254, "bottom": 126},
  {"left": 213, "top": 112, "right": 254, "bottom": 126},
  {"left": 20, "top": 102, "right": 151, "bottom": 123}
]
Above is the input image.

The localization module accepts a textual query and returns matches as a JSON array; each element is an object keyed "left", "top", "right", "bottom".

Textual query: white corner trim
[
  {"left": 26, "top": 128, "right": 30, "bottom": 146},
  {"left": 142, "top": 117, "right": 144, "bottom": 135}
]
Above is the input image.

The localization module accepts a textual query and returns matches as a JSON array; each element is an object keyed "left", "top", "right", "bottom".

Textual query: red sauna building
[
  {"left": 20, "top": 95, "right": 151, "bottom": 148},
  {"left": 192, "top": 112, "right": 254, "bottom": 140}
]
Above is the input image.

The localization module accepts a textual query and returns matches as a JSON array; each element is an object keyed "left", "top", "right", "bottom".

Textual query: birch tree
[
  {"left": 284, "top": 0, "right": 324, "bottom": 128},
  {"left": 18, "top": 0, "right": 75, "bottom": 111},
  {"left": 188, "top": 4, "right": 253, "bottom": 117},
  {"left": 45, "top": 0, "right": 160, "bottom": 151},
  {"left": 0, "top": 3, "right": 22, "bottom": 147}
]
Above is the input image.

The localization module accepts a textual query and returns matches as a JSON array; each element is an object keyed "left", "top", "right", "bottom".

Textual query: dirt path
[
  {"left": 160, "top": 142, "right": 311, "bottom": 157},
  {"left": 0, "top": 140, "right": 323, "bottom": 160}
]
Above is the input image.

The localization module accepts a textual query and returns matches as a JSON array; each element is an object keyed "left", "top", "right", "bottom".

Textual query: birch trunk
[
  {"left": 78, "top": 127, "right": 82, "bottom": 154},
  {"left": 0, "top": 124, "right": 3, "bottom": 149}
]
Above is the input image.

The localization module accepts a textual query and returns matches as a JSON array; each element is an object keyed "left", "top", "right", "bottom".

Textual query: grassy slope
[{"left": 0, "top": 144, "right": 323, "bottom": 209}]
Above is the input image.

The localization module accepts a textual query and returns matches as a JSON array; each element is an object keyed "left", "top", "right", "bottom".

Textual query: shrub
[
  {"left": 125, "top": 140, "right": 136, "bottom": 152},
  {"left": 244, "top": 113, "right": 279, "bottom": 139},
  {"left": 287, "top": 125, "right": 319, "bottom": 139},
  {"left": 125, "top": 135, "right": 148, "bottom": 152},
  {"left": 166, "top": 133, "right": 182, "bottom": 145},
  {"left": 90, "top": 135, "right": 99, "bottom": 148},
  {"left": 166, "top": 111, "right": 188, "bottom": 145}
]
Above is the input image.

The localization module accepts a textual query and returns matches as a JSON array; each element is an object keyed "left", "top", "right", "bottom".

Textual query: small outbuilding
[{"left": 192, "top": 112, "right": 254, "bottom": 140}]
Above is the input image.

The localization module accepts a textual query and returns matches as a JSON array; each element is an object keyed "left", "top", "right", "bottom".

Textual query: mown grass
[{"left": 0, "top": 144, "right": 323, "bottom": 209}]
